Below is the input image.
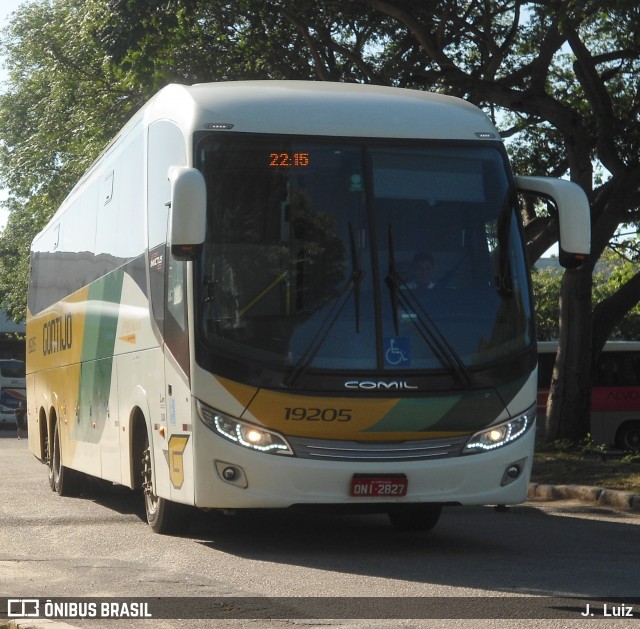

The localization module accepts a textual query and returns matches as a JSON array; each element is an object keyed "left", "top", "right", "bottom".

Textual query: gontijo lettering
[{"left": 43, "top": 313, "right": 72, "bottom": 355}]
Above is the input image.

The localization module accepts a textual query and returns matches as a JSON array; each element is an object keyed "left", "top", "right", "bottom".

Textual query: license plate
[{"left": 350, "top": 474, "right": 408, "bottom": 497}]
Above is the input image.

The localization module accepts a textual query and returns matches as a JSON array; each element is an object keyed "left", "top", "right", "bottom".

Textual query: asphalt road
[{"left": 1, "top": 427, "right": 640, "bottom": 628}]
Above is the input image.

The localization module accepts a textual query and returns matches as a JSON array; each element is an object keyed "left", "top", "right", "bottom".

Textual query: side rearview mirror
[
  {"left": 515, "top": 175, "right": 591, "bottom": 269},
  {"left": 168, "top": 166, "right": 207, "bottom": 261}
]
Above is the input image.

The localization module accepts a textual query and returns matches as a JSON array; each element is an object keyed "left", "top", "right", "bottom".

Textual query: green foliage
[
  {"left": 545, "top": 434, "right": 607, "bottom": 455},
  {"left": 533, "top": 247, "right": 640, "bottom": 342},
  {"left": 621, "top": 452, "right": 640, "bottom": 464},
  {"left": 0, "top": 0, "right": 147, "bottom": 318},
  {"left": 531, "top": 263, "right": 563, "bottom": 340},
  {"left": 579, "top": 433, "right": 608, "bottom": 455},
  {"left": 592, "top": 245, "right": 640, "bottom": 339}
]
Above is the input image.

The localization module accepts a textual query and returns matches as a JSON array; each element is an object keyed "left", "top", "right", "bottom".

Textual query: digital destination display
[{"left": 269, "top": 152, "right": 310, "bottom": 167}]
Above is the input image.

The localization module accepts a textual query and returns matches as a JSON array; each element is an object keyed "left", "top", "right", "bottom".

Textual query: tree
[
  {"left": 0, "top": 0, "right": 146, "bottom": 319},
  {"left": 2, "top": 1, "right": 640, "bottom": 441},
  {"left": 533, "top": 247, "right": 640, "bottom": 343}
]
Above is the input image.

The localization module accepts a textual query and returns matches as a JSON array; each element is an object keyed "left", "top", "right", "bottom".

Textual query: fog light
[
  {"left": 501, "top": 458, "right": 527, "bottom": 486},
  {"left": 223, "top": 467, "right": 238, "bottom": 481},
  {"left": 506, "top": 465, "right": 520, "bottom": 478},
  {"left": 215, "top": 461, "right": 248, "bottom": 488}
]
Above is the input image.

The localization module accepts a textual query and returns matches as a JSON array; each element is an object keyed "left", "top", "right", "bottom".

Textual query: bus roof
[
  {"left": 36, "top": 81, "right": 503, "bottom": 236},
  {"left": 141, "top": 81, "right": 501, "bottom": 141}
]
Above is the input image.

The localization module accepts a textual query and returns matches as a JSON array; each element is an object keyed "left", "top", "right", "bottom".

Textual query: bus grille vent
[{"left": 287, "top": 436, "right": 468, "bottom": 461}]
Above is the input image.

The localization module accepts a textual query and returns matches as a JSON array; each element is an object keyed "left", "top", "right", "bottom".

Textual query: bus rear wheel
[
  {"left": 141, "top": 437, "right": 190, "bottom": 535},
  {"left": 388, "top": 504, "right": 442, "bottom": 531},
  {"left": 616, "top": 422, "right": 640, "bottom": 452},
  {"left": 48, "top": 421, "right": 83, "bottom": 496}
]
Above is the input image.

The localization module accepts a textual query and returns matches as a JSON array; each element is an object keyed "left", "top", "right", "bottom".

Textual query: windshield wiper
[
  {"left": 385, "top": 225, "right": 472, "bottom": 387},
  {"left": 348, "top": 222, "right": 362, "bottom": 334},
  {"left": 386, "top": 225, "right": 401, "bottom": 337},
  {"left": 285, "top": 223, "right": 364, "bottom": 388}
]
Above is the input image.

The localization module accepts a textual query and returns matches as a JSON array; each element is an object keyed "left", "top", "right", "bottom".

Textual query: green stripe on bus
[
  {"left": 81, "top": 270, "right": 125, "bottom": 362},
  {"left": 74, "top": 270, "right": 125, "bottom": 443}
]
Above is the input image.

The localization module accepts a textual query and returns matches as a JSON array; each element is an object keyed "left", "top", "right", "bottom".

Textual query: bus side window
[
  {"left": 167, "top": 257, "right": 186, "bottom": 332},
  {"left": 165, "top": 254, "right": 190, "bottom": 376}
]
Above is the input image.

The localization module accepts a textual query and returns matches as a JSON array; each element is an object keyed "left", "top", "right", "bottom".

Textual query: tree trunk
[{"left": 544, "top": 264, "right": 593, "bottom": 442}]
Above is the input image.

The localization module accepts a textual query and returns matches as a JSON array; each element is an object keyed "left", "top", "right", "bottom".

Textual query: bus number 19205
[{"left": 284, "top": 407, "right": 352, "bottom": 422}]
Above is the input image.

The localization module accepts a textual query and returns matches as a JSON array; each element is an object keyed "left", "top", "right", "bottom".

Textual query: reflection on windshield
[{"left": 197, "top": 137, "right": 533, "bottom": 374}]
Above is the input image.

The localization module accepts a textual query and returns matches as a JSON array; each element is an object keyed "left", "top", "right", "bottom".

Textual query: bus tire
[
  {"left": 48, "top": 421, "right": 83, "bottom": 496},
  {"left": 388, "top": 504, "right": 442, "bottom": 531},
  {"left": 141, "top": 436, "right": 190, "bottom": 535},
  {"left": 616, "top": 421, "right": 640, "bottom": 452}
]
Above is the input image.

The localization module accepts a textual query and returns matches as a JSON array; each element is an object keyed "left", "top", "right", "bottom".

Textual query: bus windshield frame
[{"left": 194, "top": 133, "right": 535, "bottom": 390}]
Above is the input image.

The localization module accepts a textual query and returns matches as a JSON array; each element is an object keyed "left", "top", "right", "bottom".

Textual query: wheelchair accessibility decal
[{"left": 384, "top": 337, "right": 411, "bottom": 367}]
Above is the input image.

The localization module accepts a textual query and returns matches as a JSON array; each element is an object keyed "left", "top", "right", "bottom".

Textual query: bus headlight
[
  {"left": 463, "top": 407, "right": 535, "bottom": 453},
  {"left": 197, "top": 400, "right": 293, "bottom": 455}
]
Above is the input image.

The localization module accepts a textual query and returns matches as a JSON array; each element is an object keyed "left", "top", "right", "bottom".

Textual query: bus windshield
[{"left": 197, "top": 135, "right": 533, "bottom": 376}]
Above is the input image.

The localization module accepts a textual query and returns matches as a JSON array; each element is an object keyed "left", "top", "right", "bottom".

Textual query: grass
[{"left": 531, "top": 441, "right": 640, "bottom": 494}]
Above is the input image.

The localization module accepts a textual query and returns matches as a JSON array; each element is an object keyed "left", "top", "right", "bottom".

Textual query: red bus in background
[{"left": 537, "top": 341, "right": 640, "bottom": 451}]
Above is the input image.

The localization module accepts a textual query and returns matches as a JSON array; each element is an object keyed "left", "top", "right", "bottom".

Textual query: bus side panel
[
  {"left": 113, "top": 269, "right": 163, "bottom": 488},
  {"left": 117, "top": 347, "right": 168, "bottom": 494},
  {"left": 589, "top": 410, "right": 608, "bottom": 446},
  {"left": 27, "top": 362, "right": 102, "bottom": 478},
  {"left": 591, "top": 388, "right": 640, "bottom": 447},
  {"left": 28, "top": 367, "right": 61, "bottom": 459},
  {"left": 116, "top": 345, "right": 195, "bottom": 505},
  {"left": 117, "top": 351, "right": 151, "bottom": 489},
  {"left": 61, "top": 362, "right": 101, "bottom": 478},
  {"left": 26, "top": 372, "right": 41, "bottom": 460},
  {"left": 164, "top": 352, "right": 194, "bottom": 505},
  {"left": 26, "top": 339, "right": 65, "bottom": 462},
  {"left": 98, "top": 356, "right": 122, "bottom": 484}
]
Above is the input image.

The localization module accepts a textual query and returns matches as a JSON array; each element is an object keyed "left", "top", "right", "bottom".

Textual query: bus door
[
  {"left": 163, "top": 254, "right": 194, "bottom": 502},
  {"left": 147, "top": 119, "right": 194, "bottom": 503}
]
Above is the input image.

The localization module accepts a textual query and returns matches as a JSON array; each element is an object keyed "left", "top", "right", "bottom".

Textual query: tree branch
[
  {"left": 281, "top": 9, "right": 335, "bottom": 81},
  {"left": 566, "top": 24, "right": 626, "bottom": 176}
]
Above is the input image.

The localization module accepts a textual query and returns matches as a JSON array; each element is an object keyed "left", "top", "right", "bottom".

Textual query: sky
[{"left": 0, "top": 0, "right": 30, "bottom": 230}]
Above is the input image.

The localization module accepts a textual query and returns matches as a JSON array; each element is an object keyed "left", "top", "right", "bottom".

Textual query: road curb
[{"left": 528, "top": 483, "right": 640, "bottom": 512}]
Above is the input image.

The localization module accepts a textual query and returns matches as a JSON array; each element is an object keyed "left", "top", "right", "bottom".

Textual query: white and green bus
[{"left": 26, "top": 81, "right": 590, "bottom": 533}]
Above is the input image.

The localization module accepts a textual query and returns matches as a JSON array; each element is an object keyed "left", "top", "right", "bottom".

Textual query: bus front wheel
[
  {"left": 388, "top": 504, "right": 442, "bottom": 531},
  {"left": 616, "top": 422, "right": 640, "bottom": 452},
  {"left": 141, "top": 437, "right": 190, "bottom": 535}
]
